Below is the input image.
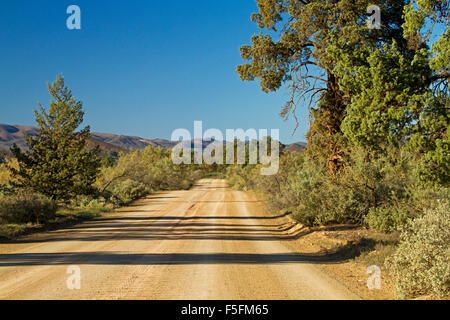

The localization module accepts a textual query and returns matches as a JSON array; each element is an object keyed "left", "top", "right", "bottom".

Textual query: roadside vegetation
[
  {"left": 0, "top": 75, "right": 202, "bottom": 239},
  {"left": 228, "top": 0, "right": 449, "bottom": 299},
  {"left": 0, "top": 0, "right": 447, "bottom": 300}
]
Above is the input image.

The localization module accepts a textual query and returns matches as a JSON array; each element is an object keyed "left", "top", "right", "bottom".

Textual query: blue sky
[{"left": 0, "top": 0, "right": 309, "bottom": 144}]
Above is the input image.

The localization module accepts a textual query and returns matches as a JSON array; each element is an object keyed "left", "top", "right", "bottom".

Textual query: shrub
[
  {"left": 178, "top": 179, "right": 194, "bottom": 190},
  {"left": 96, "top": 147, "right": 200, "bottom": 201},
  {"left": 0, "top": 163, "right": 10, "bottom": 186},
  {"left": 226, "top": 165, "right": 256, "bottom": 191},
  {"left": 289, "top": 151, "right": 385, "bottom": 226},
  {"left": 0, "top": 157, "right": 18, "bottom": 187},
  {"left": 70, "top": 195, "right": 108, "bottom": 209},
  {"left": 111, "top": 179, "right": 148, "bottom": 204},
  {"left": 365, "top": 206, "right": 409, "bottom": 233},
  {"left": 386, "top": 200, "right": 450, "bottom": 299},
  {"left": 0, "top": 192, "right": 57, "bottom": 224},
  {"left": 86, "top": 197, "right": 108, "bottom": 209},
  {"left": 228, "top": 147, "right": 441, "bottom": 228}
]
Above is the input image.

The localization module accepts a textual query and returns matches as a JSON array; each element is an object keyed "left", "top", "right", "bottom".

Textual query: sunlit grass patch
[{"left": 0, "top": 206, "right": 113, "bottom": 239}]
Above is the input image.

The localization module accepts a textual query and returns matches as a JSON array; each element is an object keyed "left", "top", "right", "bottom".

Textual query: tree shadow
[
  {"left": 95, "top": 212, "right": 291, "bottom": 222},
  {"left": 4, "top": 224, "right": 311, "bottom": 244},
  {"left": 0, "top": 251, "right": 353, "bottom": 267}
]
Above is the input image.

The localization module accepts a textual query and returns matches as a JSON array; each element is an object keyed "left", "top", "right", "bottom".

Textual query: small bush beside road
[
  {"left": 387, "top": 200, "right": 450, "bottom": 299},
  {"left": 0, "top": 192, "right": 56, "bottom": 224}
]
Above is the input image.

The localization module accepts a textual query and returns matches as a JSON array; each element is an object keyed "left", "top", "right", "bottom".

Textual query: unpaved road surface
[{"left": 0, "top": 179, "right": 359, "bottom": 299}]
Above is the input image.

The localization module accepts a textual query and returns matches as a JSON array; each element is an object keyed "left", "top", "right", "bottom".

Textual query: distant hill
[
  {"left": 0, "top": 124, "right": 125, "bottom": 158},
  {"left": 284, "top": 142, "right": 307, "bottom": 152},
  {"left": 91, "top": 132, "right": 176, "bottom": 150},
  {"left": 0, "top": 124, "right": 178, "bottom": 158},
  {"left": 0, "top": 124, "right": 306, "bottom": 156},
  {"left": 0, "top": 124, "right": 39, "bottom": 150}
]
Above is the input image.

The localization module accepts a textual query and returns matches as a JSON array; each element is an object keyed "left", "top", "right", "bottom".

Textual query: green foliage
[
  {"left": 339, "top": 42, "right": 431, "bottom": 148},
  {"left": 0, "top": 157, "right": 19, "bottom": 193},
  {"left": 0, "top": 192, "right": 56, "bottom": 224},
  {"left": 0, "top": 223, "right": 31, "bottom": 239},
  {"left": 430, "top": 28, "right": 449, "bottom": 73},
  {"left": 336, "top": 39, "right": 449, "bottom": 186},
  {"left": 96, "top": 146, "right": 201, "bottom": 205},
  {"left": 237, "top": 0, "right": 406, "bottom": 93},
  {"left": 239, "top": 1, "right": 448, "bottom": 185},
  {"left": 386, "top": 200, "right": 450, "bottom": 299},
  {"left": 228, "top": 147, "right": 447, "bottom": 228},
  {"left": 10, "top": 75, "right": 101, "bottom": 201},
  {"left": 289, "top": 150, "right": 392, "bottom": 226},
  {"left": 402, "top": 0, "right": 448, "bottom": 49},
  {"left": 110, "top": 179, "right": 148, "bottom": 205},
  {"left": 69, "top": 195, "right": 108, "bottom": 210},
  {"left": 238, "top": 0, "right": 410, "bottom": 172},
  {"left": 230, "top": 0, "right": 449, "bottom": 298},
  {"left": 365, "top": 206, "right": 409, "bottom": 233},
  {"left": 416, "top": 142, "right": 450, "bottom": 186},
  {"left": 332, "top": 1, "right": 449, "bottom": 186},
  {"left": 226, "top": 165, "right": 256, "bottom": 191}
]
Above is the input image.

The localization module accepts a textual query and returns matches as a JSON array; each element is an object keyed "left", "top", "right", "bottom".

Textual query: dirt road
[{"left": 0, "top": 179, "right": 360, "bottom": 299}]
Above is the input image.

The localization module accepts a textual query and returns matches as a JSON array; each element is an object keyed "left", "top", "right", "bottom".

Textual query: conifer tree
[
  {"left": 10, "top": 75, "right": 101, "bottom": 200},
  {"left": 237, "top": 0, "right": 409, "bottom": 173}
]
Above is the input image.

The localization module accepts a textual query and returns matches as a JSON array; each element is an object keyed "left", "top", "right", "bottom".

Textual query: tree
[
  {"left": 10, "top": 75, "right": 101, "bottom": 201},
  {"left": 237, "top": 0, "right": 410, "bottom": 173},
  {"left": 402, "top": 0, "right": 449, "bottom": 186},
  {"left": 334, "top": 0, "right": 449, "bottom": 186}
]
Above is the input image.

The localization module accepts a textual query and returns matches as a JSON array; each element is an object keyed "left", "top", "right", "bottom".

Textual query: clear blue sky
[{"left": 0, "top": 0, "right": 309, "bottom": 143}]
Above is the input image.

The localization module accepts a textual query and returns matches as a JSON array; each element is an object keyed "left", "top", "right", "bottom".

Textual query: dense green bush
[
  {"left": 0, "top": 192, "right": 57, "bottom": 224},
  {"left": 70, "top": 195, "right": 108, "bottom": 209},
  {"left": 227, "top": 147, "right": 449, "bottom": 228},
  {"left": 96, "top": 147, "right": 201, "bottom": 204},
  {"left": 289, "top": 161, "right": 376, "bottom": 226},
  {"left": 386, "top": 200, "right": 450, "bottom": 299},
  {"left": 227, "top": 151, "right": 304, "bottom": 208},
  {"left": 226, "top": 165, "right": 257, "bottom": 191},
  {"left": 364, "top": 206, "right": 409, "bottom": 233},
  {"left": 227, "top": 148, "right": 413, "bottom": 226},
  {"left": 110, "top": 179, "right": 148, "bottom": 205}
]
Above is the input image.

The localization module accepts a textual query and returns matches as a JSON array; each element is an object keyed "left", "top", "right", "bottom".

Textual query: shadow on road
[
  {"left": 1, "top": 211, "right": 310, "bottom": 245},
  {"left": 0, "top": 251, "right": 352, "bottom": 267},
  {"left": 3, "top": 226, "right": 311, "bottom": 244},
  {"left": 0, "top": 187, "right": 373, "bottom": 266}
]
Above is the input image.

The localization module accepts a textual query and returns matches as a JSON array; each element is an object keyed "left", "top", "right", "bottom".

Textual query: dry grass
[{"left": 0, "top": 206, "right": 111, "bottom": 240}]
